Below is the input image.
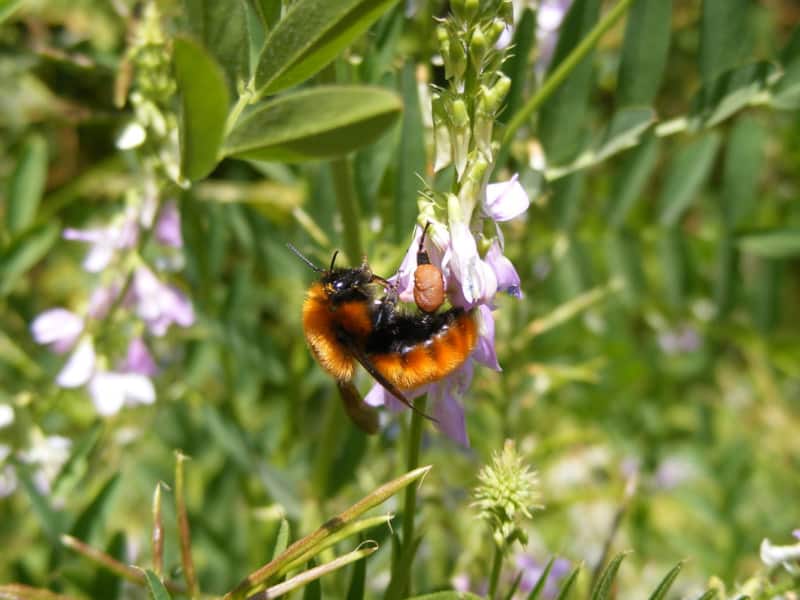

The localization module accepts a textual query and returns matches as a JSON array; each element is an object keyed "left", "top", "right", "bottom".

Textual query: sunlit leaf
[
  {"left": 595, "top": 107, "right": 655, "bottom": 161},
  {"left": 254, "top": 0, "right": 400, "bottom": 95},
  {"left": 647, "top": 561, "right": 683, "bottom": 600},
  {"left": 0, "top": 0, "right": 24, "bottom": 23},
  {"left": 607, "top": 135, "right": 659, "bottom": 228},
  {"left": 554, "top": 565, "right": 582, "bottom": 600},
  {"left": 699, "top": 0, "right": 751, "bottom": 86},
  {"left": 738, "top": 229, "right": 800, "bottom": 258},
  {"left": 721, "top": 116, "right": 764, "bottom": 226},
  {"left": 590, "top": 552, "right": 628, "bottom": 600},
  {"left": 174, "top": 36, "right": 230, "bottom": 181},
  {"left": 693, "top": 61, "right": 775, "bottom": 127},
  {"left": 223, "top": 86, "right": 402, "bottom": 162},
  {"left": 142, "top": 569, "right": 173, "bottom": 600},
  {"left": 526, "top": 556, "right": 556, "bottom": 600},
  {"left": 405, "top": 593, "right": 484, "bottom": 600}
]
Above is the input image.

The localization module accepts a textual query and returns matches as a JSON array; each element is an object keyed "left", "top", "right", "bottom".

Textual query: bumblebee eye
[{"left": 334, "top": 280, "right": 346, "bottom": 291}]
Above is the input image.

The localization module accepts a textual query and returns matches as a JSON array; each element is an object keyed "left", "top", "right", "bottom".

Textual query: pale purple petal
[
  {"left": 483, "top": 175, "right": 530, "bottom": 222},
  {"left": 56, "top": 339, "right": 95, "bottom": 388},
  {"left": 431, "top": 381, "right": 469, "bottom": 447},
  {"left": 132, "top": 267, "right": 195, "bottom": 336},
  {"left": 365, "top": 382, "right": 425, "bottom": 412},
  {"left": 122, "top": 337, "right": 158, "bottom": 376},
  {"left": 63, "top": 228, "right": 106, "bottom": 243},
  {"left": 390, "top": 225, "right": 423, "bottom": 303},
  {"left": 473, "top": 305, "right": 500, "bottom": 371},
  {"left": 485, "top": 240, "right": 522, "bottom": 298},
  {"left": 155, "top": 201, "right": 183, "bottom": 247},
  {"left": 793, "top": 530, "right": 800, "bottom": 541},
  {"left": 30, "top": 308, "right": 83, "bottom": 352},
  {"left": 89, "top": 372, "right": 155, "bottom": 416},
  {"left": 82, "top": 243, "right": 115, "bottom": 272},
  {"left": 364, "top": 383, "right": 388, "bottom": 407},
  {"left": 449, "top": 222, "right": 497, "bottom": 306}
]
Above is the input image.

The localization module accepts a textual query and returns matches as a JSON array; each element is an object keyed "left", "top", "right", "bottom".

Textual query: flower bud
[
  {"left": 464, "top": 0, "right": 480, "bottom": 23},
  {"left": 450, "top": 0, "right": 466, "bottom": 21},
  {"left": 450, "top": 99, "right": 471, "bottom": 179},
  {"left": 486, "top": 18, "right": 507, "bottom": 48},
  {"left": 469, "top": 28, "right": 488, "bottom": 69},
  {"left": 448, "top": 39, "right": 467, "bottom": 82}
]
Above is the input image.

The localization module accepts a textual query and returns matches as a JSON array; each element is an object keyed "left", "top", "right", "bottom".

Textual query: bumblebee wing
[
  {"left": 339, "top": 336, "right": 436, "bottom": 423},
  {"left": 337, "top": 381, "right": 379, "bottom": 434}
]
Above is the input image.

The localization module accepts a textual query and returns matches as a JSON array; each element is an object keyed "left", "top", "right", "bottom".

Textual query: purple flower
[
  {"left": 485, "top": 239, "right": 522, "bottom": 298},
  {"left": 483, "top": 175, "right": 529, "bottom": 222},
  {"left": 514, "top": 555, "right": 571, "bottom": 600},
  {"left": 658, "top": 324, "right": 702, "bottom": 355},
  {"left": 63, "top": 210, "right": 139, "bottom": 272},
  {"left": 88, "top": 371, "right": 155, "bottom": 416},
  {"left": 130, "top": 267, "right": 194, "bottom": 336},
  {"left": 121, "top": 337, "right": 158, "bottom": 376},
  {"left": 30, "top": 308, "right": 84, "bottom": 353},
  {"left": 155, "top": 201, "right": 183, "bottom": 247}
]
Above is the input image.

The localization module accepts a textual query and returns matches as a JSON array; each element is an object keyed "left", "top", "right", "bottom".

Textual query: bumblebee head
[{"left": 287, "top": 243, "right": 374, "bottom": 302}]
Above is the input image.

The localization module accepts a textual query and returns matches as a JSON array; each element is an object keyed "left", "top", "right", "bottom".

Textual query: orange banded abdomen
[{"left": 370, "top": 310, "right": 477, "bottom": 390}]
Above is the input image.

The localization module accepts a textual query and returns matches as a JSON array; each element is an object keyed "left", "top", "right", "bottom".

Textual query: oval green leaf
[
  {"left": 254, "top": 0, "right": 400, "bottom": 96},
  {"left": 0, "top": 222, "right": 59, "bottom": 296},
  {"left": 223, "top": 85, "right": 402, "bottom": 162},
  {"left": 174, "top": 35, "right": 230, "bottom": 181},
  {"left": 7, "top": 134, "right": 48, "bottom": 235}
]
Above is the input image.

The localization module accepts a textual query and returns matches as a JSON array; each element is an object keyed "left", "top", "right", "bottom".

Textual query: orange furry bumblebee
[{"left": 289, "top": 244, "right": 477, "bottom": 433}]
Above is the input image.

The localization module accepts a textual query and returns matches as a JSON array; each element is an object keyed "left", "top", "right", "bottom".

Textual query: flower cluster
[
  {"left": 29, "top": 2, "right": 192, "bottom": 416},
  {"left": 366, "top": 0, "right": 530, "bottom": 445}
]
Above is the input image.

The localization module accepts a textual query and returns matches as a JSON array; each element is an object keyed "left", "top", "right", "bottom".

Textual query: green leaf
[
  {"left": 250, "top": 0, "right": 282, "bottom": 32},
  {"left": 223, "top": 86, "right": 402, "bottom": 162},
  {"left": 616, "top": 0, "right": 672, "bottom": 107},
  {"left": 16, "top": 462, "right": 65, "bottom": 540},
  {"left": 607, "top": 135, "right": 659, "bottom": 228},
  {"left": 595, "top": 107, "right": 655, "bottom": 162},
  {"left": 538, "top": 0, "right": 601, "bottom": 164},
  {"left": 526, "top": 556, "right": 556, "bottom": 600},
  {"left": 6, "top": 134, "right": 48, "bottom": 235},
  {"left": 0, "top": 0, "right": 24, "bottom": 23},
  {"left": 606, "top": 231, "right": 646, "bottom": 306},
  {"left": 394, "top": 61, "right": 425, "bottom": 242},
  {"left": 699, "top": 0, "right": 751, "bottom": 86},
  {"left": 51, "top": 424, "right": 102, "bottom": 499},
  {"left": 69, "top": 474, "right": 121, "bottom": 543},
  {"left": 659, "top": 227, "right": 689, "bottom": 309},
  {"left": 590, "top": 552, "right": 628, "bottom": 600},
  {"left": 302, "top": 559, "right": 321, "bottom": 600},
  {"left": 142, "top": 569, "right": 174, "bottom": 600},
  {"left": 554, "top": 565, "right": 582, "bottom": 600},
  {"left": 91, "top": 532, "right": 125, "bottom": 600},
  {"left": 721, "top": 116, "right": 764, "bottom": 226},
  {"left": 658, "top": 133, "right": 720, "bottom": 227},
  {"left": 713, "top": 232, "right": 736, "bottom": 318},
  {"left": 254, "top": 0, "right": 400, "bottom": 95},
  {"left": 406, "top": 593, "right": 484, "bottom": 600},
  {"left": 0, "top": 222, "right": 59, "bottom": 296},
  {"left": 693, "top": 61, "right": 775, "bottom": 127},
  {"left": 271, "top": 519, "right": 290, "bottom": 561},
  {"left": 738, "top": 229, "right": 800, "bottom": 258},
  {"left": 174, "top": 36, "right": 230, "bottom": 181},
  {"left": 499, "top": 7, "right": 536, "bottom": 124},
  {"left": 183, "top": 0, "right": 250, "bottom": 90},
  {"left": 695, "top": 590, "right": 717, "bottom": 600},
  {"left": 771, "top": 59, "right": 800, "bottom": 110},
  {"left": 647, "top": 562, "right": 683, "bottom": 600}
]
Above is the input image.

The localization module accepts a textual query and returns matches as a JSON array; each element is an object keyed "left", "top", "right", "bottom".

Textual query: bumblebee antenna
[
  {"left": 329, "top": 250, "right": 339, "bottom": 272},
  {"left": 287, "top": 243, "right": 324, "bottom": 273}
]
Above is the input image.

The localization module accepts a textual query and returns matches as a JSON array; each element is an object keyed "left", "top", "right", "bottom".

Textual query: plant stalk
[
  {"left": 399, "top": 395, "right": 428, "bottom": 597},
  {"left": 330, "top": 157, "right": 364, "bottom": 263},
  {"left": 488, "top": 543, "right": 504, "bottom": 600}
]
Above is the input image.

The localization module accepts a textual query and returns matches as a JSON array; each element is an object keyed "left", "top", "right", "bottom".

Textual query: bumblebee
[{"left": 290, "top": 243, "right": 477, "bottom": 433}]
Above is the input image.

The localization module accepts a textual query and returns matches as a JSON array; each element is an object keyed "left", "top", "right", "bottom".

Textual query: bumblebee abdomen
[{"left": 371, "top": 309, "right": 477, "bottom": 390}]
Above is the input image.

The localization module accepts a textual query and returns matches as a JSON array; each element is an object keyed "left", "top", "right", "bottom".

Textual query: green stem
[
  {"left": 487, "top": 543, "right": 504, "bottom": 600},
  {"left": 399, "top": 395, "right": 427, "bottom": 597},
  {"left": 225, "top": 86, "right": 254, "bottom": 137},
  {"left": 330, "top": 157, "right": 364, "bottom": 263},
  {"left": 498, "top": 0, "right": 634, "bottom": 163}
]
